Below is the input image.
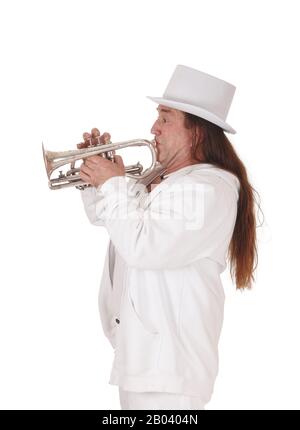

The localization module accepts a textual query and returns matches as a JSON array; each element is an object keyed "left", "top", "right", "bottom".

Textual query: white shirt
[{"left": 81, "top": 163, "right": 240, "bottom": 405}]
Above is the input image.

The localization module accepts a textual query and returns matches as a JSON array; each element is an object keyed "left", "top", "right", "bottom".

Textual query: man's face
[{"left": 150, "top": 105, "right": 194, "bottom": 166}]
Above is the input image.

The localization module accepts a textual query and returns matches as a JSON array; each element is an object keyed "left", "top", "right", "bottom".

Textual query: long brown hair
[{"left": 184, "top": 112, "right": 261, "bottom": 290}]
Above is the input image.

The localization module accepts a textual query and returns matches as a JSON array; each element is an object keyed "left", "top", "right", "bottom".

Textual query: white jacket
[{"left": 81, "top": 163, "right": 240, "bottom": 405}]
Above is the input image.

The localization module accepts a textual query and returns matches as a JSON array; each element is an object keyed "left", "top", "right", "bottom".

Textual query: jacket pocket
[
  {"left": 114, "top": 276, "right": 161, "bottom": 375},
  {"left": 128, "top": 285, "right": 159, "bottom": 336}
]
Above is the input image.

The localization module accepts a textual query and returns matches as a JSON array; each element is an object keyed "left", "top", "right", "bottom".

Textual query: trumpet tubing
[{"left": 42, "top": 139, "right": 164, "bottom": 190}]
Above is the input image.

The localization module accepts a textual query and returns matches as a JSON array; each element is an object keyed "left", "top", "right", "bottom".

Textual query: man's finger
[
  {"left": 79, "top": 170, "right": 91, "bottom": 183},
  {"left": 80, "top": 163, "right": 94, "bottom": 176},
  {"left": 85, "top": 155, "right": 105, "bottom": 165},
  {"left": 91, "top": 128, "right": 101, "bottom": 146},
  {"left": 100, "top": 132, "right": 111, "bottom": 144},
  {"left": 87, "top": 155, "right": 113, "bottom": 167},
  {"left": 91, "top": 128, "right": 100, "bottom": 138},
  {"left": 80, "top": 132, "right": 92, "bottom": 148},
  {"left": 83, "top": 132, "right": 91, "bottom": 142}
]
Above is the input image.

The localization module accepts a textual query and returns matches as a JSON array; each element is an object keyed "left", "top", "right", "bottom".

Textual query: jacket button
[{"left": 115, "top": 318, "right": 120, "bottom": 324}]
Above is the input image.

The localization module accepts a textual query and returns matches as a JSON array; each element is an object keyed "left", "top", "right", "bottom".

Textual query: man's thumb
[{"left": 114, "top": 155, "right": 125, "bottom": 167}]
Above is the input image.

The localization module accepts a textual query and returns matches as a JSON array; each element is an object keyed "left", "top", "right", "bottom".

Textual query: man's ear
[
  {"left": 195, "top": 126, "right": 205, "bottom": 144},
  {"left": 192, "top": 125, "right": 204, "bottom": 146}
]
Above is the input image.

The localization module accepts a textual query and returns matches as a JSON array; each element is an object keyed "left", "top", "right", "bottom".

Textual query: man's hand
[
  {"left": 77, "top": 128, "right": 111, "bottom": 149},
  {"left": 77, "top": 127, "right": 124, "bottom": 188},
  {"left": 80, "top": 154, "right": 125, "bottom": 188}
]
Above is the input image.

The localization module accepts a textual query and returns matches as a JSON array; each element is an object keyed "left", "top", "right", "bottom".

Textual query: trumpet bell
[{"left": 42, "top": 143, "right": 53, "bottom": 179}]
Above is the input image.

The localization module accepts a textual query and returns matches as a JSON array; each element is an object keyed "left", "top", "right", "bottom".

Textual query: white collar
[{"left": 160, "top": 163, "right": 214, "bottom": 179}]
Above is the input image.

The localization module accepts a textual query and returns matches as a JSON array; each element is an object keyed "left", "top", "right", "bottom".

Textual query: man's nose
[{"left": 151, "top": 119, "right": 160, "bottom": 135}]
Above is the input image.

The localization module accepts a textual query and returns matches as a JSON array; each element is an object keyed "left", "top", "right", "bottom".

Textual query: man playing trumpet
[{"left": 78, "top": 65, "right": 258, "bottom": 410}]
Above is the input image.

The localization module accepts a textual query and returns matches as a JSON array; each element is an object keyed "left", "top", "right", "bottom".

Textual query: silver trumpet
[{"left": 42, "top": 139, "right": 165, "bottom": 190}]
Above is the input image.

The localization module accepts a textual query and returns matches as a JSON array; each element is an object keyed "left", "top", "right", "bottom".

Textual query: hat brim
[{"left": 147, "top": 96, "right": 236, "bottom": 134}]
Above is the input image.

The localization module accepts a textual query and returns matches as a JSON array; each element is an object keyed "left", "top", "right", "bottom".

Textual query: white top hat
[{"left": 147, "top": 65, "right": 236, "bottom": 134}]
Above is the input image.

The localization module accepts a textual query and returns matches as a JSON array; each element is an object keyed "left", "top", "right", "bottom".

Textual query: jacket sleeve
[
  {"left": 80, "top": 178, "right": 141, "bottom": 226},
  {"left": 94, "top": 175, "right": 238, "bottom": 270},
  {"left": 80, "top": 186, "right": 106, "bottom": 226}
]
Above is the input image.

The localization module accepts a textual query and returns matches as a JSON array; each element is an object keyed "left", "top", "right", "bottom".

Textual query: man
[{"left": 79, "top": 65, "right": 257, "bottom": 410}]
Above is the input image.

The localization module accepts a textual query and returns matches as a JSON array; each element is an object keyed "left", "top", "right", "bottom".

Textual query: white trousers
[{"left": 119, "top": 388, "right": 205, "bottom": 410}]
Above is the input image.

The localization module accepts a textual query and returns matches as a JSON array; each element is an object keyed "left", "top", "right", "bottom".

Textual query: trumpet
[{"left": 42, "top": 139, "right": 165, "bottom": 190}]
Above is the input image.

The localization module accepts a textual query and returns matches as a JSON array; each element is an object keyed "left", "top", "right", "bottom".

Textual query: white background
[{"left": 0, "top": 0, "right": 299, "bottom": 410}]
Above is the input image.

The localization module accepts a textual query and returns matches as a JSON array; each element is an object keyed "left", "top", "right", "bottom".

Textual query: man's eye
[{"left": 157, "top": 116, "right": 167, "bottom": 124}]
